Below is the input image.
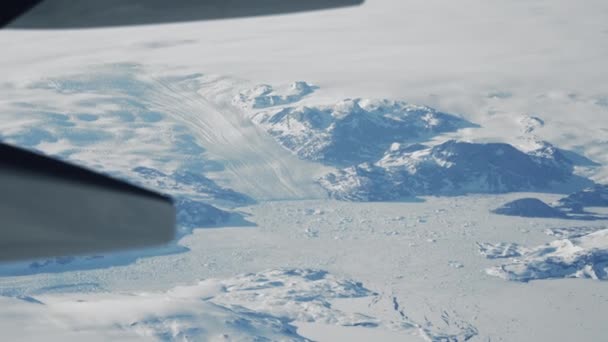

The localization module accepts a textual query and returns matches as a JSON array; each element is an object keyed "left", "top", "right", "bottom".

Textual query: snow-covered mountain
[
  {"left": 320, "top": 140, "right": 594, "bottom": 201},
  {"left": 250, "top": 98, "right": 475, "bottom": 165},
  {"left": 233, "top": 81, "right": 316, "bottom": 109},
  {"left": 556, "top": 184, "right": 608, "bottom": 213},
  {"left": 491, "top": 184, "right": 608, "bottom": 220}
]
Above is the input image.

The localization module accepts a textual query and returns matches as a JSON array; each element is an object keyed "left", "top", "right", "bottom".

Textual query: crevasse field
[{"left": 1, "top": 0, "right": 608, "bottom": 341}]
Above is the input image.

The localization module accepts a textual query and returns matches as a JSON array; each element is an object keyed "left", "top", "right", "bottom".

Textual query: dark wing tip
[
  {"left": 5, "top": 0, "right": 365, "bottom": 29},
  {"left": 0, "top": 142, "right": 171, "bottom": 203}
]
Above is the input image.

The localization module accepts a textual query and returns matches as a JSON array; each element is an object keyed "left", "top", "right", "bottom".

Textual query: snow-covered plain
[{"left": 1, "top": 0, "right": 608, "bottom": 340}]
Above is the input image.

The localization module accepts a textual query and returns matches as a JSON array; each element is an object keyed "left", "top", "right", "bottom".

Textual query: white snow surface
[
  {"left": 233, "top": 81, "right": 316, "bottom": 109},
  {"left": 0, "top": 268, "right": 478, "bottom": 341},
  {"left": 476, "top": 242, "right": 526, "bottom": 259},
  {"left": 1, "top": 0, "right": 608, "bottom": 341},
  {"left": 486, "top": 229, "right": 608, "bottom": 282},
  {"left": 0, "top": 269, "right": 374, "bottom": 341}
]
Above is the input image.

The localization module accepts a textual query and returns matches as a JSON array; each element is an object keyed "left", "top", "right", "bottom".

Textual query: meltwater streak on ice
[{"left": 140, "top": 72, "right": 330, "bottom": 201}]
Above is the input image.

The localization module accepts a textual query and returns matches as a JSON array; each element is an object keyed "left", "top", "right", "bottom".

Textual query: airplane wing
[
  {"left": 3, "top": 0, "right": 364, "bottom": 29},
  {"left": 0, "top": 143, "right": 175, "bottom": 261}
]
